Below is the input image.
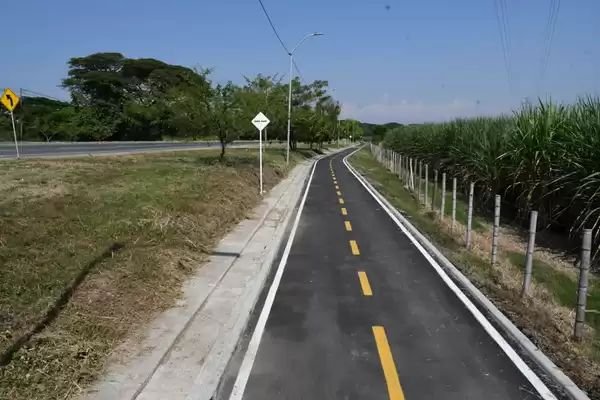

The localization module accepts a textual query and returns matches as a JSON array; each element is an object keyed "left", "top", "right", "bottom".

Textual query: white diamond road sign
[{"left": 252, "top": 112, "right": 270, "bottom": 131}]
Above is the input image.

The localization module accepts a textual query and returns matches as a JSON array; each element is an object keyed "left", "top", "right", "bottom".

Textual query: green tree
[
  {"left": 204, "top": 82, "right": 243, "bottom": 160},
  {"left": 18, "top": 97, "right": 71, "bottom": 141},
  {"left": 236, "top": 74, "right": 287, "bottom": 142},
  {"left": 62, "top": 52, "right": 212, "bottom": 141}
]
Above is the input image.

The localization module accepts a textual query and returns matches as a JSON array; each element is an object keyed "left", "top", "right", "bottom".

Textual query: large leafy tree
[
  {"left": 61, "top": 52, "right": 212, "bottom": 141},
  {"left": 236, "top": 74, "right": 287, "bottom": 142}
]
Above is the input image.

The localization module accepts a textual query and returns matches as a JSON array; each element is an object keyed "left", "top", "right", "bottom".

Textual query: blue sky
[{"left": 2, "top": 0, "right": 599, "bottom": 123}]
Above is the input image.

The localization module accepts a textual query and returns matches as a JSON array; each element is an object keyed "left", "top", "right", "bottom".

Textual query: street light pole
[{"left": 286, "top": 32, "right": 323, "bottom": 165}]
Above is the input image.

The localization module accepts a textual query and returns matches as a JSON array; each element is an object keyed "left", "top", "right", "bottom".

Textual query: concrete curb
[
  {"left": 345, "top": 149, "right": 590, "bottom": 400},
  {"left": 186, "top": 148, "right": 353, "bottom": 400}
]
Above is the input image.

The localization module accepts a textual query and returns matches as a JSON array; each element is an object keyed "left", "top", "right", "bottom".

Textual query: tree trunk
[{"left": 219, "top": 137, "right": 226, "bottom": 161}]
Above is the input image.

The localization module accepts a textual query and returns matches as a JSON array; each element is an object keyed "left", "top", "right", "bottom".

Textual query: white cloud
[{"left": 341, "top": 98, "right": 503, "bottom": 124}]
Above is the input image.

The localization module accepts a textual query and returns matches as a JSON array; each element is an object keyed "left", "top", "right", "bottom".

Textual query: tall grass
[{"left": 384, "top": 98, "right": 600, "bottom": 259}]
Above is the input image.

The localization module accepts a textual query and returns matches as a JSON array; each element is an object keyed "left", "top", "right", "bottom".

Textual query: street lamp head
[{"left": 312, "top": 32, "right": 324, "bottom": 36}]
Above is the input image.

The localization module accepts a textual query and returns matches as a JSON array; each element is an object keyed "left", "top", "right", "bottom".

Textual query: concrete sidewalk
[{"left": 83, "top": 155, "right": 318, "bottom": 400}]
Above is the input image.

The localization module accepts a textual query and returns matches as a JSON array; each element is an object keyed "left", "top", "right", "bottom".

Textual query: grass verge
[
  {"left": 350, "top": 147, "right": 600, "bottom": 398},
  {"left": 0, "top": 147, "right": 315, "bottom": 400}
]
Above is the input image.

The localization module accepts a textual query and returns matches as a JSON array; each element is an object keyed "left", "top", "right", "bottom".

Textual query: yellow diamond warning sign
[{"left": 1, "top": 88, "right": 20, "bottom": 112}]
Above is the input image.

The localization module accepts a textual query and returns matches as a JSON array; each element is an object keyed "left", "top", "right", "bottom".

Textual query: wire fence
[{"left": 370, "top": 142, "right": 592, "bottom": 341}]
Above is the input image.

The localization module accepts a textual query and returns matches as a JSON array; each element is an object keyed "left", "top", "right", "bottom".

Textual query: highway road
[
  {"left": 219, "top": 148, "right": 559, "bottom": 400},
  {"left": 0, "top": 140, "right": 261, "bottom": 159}
]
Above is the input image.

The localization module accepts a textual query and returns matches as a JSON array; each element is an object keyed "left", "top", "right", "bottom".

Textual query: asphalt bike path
[{"left": 228, "top": 148, "right": 555, "bottom": 399}]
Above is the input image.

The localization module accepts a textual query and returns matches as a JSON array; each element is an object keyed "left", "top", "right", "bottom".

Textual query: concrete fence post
[
  {"left": 425, "top": 164, "right": 429, "bottom": 208},
  {"left": 398, "top": 154, "right": 402, "bottom": 180},
  {"left": 466, "top": 182, "right": 474, "bottom": 249},
  {"left": 401, "top": 155, "right": 405, "bottom": 183},
  {"left": 521, "top": 210, "right": 538, "bottom": 297},
  {"left": 433, "top": 170, "right": 438, "bottom": 211},
  {"left": 491, "top": 195, "right": 501, "bottom": 266},
  {"left": 408, "top": 158, "right": 415, "bottom": 192},
  {"left": 452, "top": 177, "right": 457, "bottom": 232},
  {"left": 441, "top": 173, "right": 446, "bottom": 218},
  {"left": 574, "top": 229, "right": 592, "bottom": 341},
  {"left": 406, "top": 157, "right": 410, "bottom": 186},
  {"left": 417, "top": 160, "right": 422, "bottom": 202}
]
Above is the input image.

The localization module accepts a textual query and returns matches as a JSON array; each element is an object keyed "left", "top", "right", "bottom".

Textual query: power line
[
  {"left": 493, "top": 0, "right": 512, "bottom": 93},
  {"left": 538, "top": 0, "right": 554, "bottom": 93},
  {"left": 257, "top": 0, "right": 290, "bottom": 54},
  {"left": 292, "top": 59, "right": 305, "bottom": 82},
  {"left": 500, "top": 0, "right": 514, "bottom": 90},
  {"left": 20, "top": 88, "right": 66, "bottom": 102},
  {"left": 539, "top": 0, "right": 560, "bottom": 93}
]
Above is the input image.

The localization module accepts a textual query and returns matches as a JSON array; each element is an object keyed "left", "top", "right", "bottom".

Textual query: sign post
[
  {"left": 1, "top": 88, "right": 21, "bottom": 159},
  {"left": 252, "top": 112, "right": 270, "bottom": 194}
]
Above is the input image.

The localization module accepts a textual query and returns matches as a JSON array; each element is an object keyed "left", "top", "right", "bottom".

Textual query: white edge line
[
  {"left": 343, "top": 148, "right": 558, "bottom": 400},
  {"left": 228, "top": 158, "right": 319, "bottom": 400}
]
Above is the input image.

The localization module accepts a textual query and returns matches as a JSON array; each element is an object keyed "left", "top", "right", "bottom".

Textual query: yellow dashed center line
[
  {"left": 337, "top": 191, "right": 342, "bottom": 196},
  {"left": 372, "top": 326, "right": 405, "bottom": 400},
  {"left": 341, "top": 207, "right": 348, "bottom": 216},
  {"left": 344, "top": 220, "right": 353, "bottom": 231},
  {"left": 358, "top": 271, "right": 373, "bottom": 296},
  {"left": 349, "top": 240, "right": 360, "bottom": 255},
  {"left": 339, "top": 198, "right": 345, "bottom": 205}
]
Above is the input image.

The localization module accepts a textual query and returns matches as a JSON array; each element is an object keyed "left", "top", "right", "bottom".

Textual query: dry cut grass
[{"left": 0, "top": 148, "right": 312, "bottom": 400}]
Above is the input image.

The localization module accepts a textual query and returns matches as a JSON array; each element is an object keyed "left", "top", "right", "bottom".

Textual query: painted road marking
[
  {"left": 337, "top": 190, "right": 342, "bottom": 196},
  {"left": 372, "top": 326, "right": 405, "bottom": 400},
  {"left": 339, "top": 198, "right": 345, "bottom": 205},
  {"left": 344, "top": 220, "right": 353, "bottom": 231},
  {"left": 230, "top": 159, "right": 319, "bottom": 399},
  {"left": 349, "top": 240, "right": 360, "bottom": 255},
  {"left": 343, "top": 150, "right": 557, "bottom": 400},
  {"left": 341, "top": 207, "right": 348, "bottom": 216},
  {"left": 335, "top": 185, "right": 340, "bottom": 190},
  {"left": 358, "top": 271, "right": 373, "bottom": 296}
]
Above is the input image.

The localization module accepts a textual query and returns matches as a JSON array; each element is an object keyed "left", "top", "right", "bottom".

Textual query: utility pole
[
  {"left": 19, "top": 88, "right": 23, "bottom": 142},
  {"left": 286, "top": 32, "right": 323, "bottom": 165}
]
